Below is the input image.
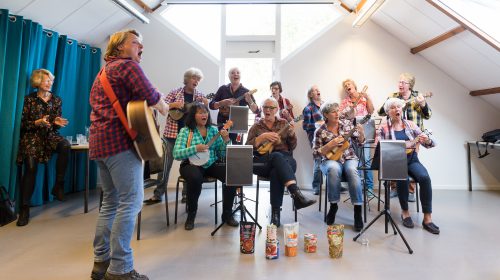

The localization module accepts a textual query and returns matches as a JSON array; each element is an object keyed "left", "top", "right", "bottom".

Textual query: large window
[
  {"left": 226, "top": 4, "right": 276, "bottom": 36},
  {"left": 438, "top": 0, "right": 500, "bottom": 43},
  {"left": 160, "top": 5, "right": 221, "bottom": 60}
]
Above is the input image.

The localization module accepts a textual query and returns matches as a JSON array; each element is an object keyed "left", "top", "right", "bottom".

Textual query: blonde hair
[
  {"left": 104, "top": 29, "right": 142, "bottom": 60},
  {"left": 30, "top": 69, "right": 54, "bottom": 88},
  {"left": 342, "top": 79, "right": 357, "bottom": 91},
  {"left": 399, "top": 73, "right": 415, "bottom": 89},
  {"left": 183, "top": 67, "right": 204, "bottom": 85}
]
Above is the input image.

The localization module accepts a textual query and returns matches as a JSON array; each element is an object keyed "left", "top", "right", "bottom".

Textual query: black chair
[
  {"left": 136, "top": 138, "right": 170, "bottom": 240},
  {"left": 174, "top": 176, "right": 218, "bottom": 225}
]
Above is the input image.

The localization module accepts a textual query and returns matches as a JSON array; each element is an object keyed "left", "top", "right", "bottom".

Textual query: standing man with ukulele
[
  {"left": 302, "top": 85, "right": 324, "bottom": 195},
  {"left": 144, "top": 67, "right": 208, "bottom": 205},
  {"left": 378, "top": 73, "right": 432, "bottom": 201},
  {"left": 89, "top": 29, "right": 168, "bottom": 280},
  {"left": 209, "top": 67, "right": 260, "bottom": 145}
]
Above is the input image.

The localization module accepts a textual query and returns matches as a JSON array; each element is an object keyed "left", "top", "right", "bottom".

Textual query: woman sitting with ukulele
[
  {"left": 378, "top": 98, "right": 439, "bottom": 234},
  {"left": 173, "top": 102, "right": 238, "bottom": 230},
  {"left": 312, "top": 102, "right": 364, "bottom": 231},
  {"left": 246, "top": 97, "right": 315, "bottom": 227}
]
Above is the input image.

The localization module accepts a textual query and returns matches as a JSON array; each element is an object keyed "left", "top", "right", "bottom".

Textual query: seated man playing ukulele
[{"left": 246, "top": 97, "right": 315, "bottom": 227}]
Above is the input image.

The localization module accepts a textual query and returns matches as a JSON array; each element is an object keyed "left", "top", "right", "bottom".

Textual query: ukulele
[
  {"left": 342, "top": 85, "right": 368, "bottom": 119},
  {"left": 403, "top": 92, "right": 433, "bottom": 109},
  {"left": 188, "top": 120, "right": 233, "bottom": 166},
  {"left": 325, "top": 114, "right": 371, "bottom": 161},
  {"left": 168, "top": 93, "right": 215, "bottom": 121},
  {"left": 218, "top": 89, "right": 257, "bottom": 117},
  {"left": 405, "top": 129, "right": 432, "bottom": 154},
  {"left": 256, "top": 115, "right": 304, "bottom": 155}
]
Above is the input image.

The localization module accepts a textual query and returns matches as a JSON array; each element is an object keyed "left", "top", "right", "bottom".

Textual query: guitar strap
[
  {"left": 187, "top": 130, "right": 193, "bottom": 148},
  {"left": 98, "top": 68, "right": 138, "bottom": 140}
]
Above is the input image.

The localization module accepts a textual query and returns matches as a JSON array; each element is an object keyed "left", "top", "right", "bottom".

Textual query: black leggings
[{"left": 20, "top": 139, "right": 70, "bottom": 206}]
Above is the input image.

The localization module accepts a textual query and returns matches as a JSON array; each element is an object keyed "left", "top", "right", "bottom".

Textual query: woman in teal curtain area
[{"left": 0, "top": 9, "right": 101, "bottom": 216}]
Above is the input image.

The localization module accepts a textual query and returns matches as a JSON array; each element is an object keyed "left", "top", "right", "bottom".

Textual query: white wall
[
  {"left": 111, "top": 13, "right": 500, "bottom": 190},
  {"left": 281, "top": 15, "right": 500, "bottom": 190}
]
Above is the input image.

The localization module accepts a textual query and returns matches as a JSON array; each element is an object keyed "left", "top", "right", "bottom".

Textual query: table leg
[{"left": 467, "top": 142, "right": 472, "bottom": 191}]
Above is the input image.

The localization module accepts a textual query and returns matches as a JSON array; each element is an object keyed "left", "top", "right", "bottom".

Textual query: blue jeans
[
  {"left": 93, "top": 150, "right": 144, "bottom": 274},
  {"left": 321, "top": 159, "right": 363, "bottom": 205},
  {"left": 396, "top": 155, "right": 433, "bottom": 213},
  {"left": 312, "top": 158, "right": 322, "bottom": 192}
]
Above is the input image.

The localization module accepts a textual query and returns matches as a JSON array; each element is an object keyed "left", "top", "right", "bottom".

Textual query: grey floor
[{"left": 1, "top": 186, "right": 500, "bottom": 280}]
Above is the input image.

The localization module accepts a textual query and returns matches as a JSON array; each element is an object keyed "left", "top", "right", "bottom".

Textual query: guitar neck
[{"left": 206, "top": 131, "right": 221, "bottom": 148}]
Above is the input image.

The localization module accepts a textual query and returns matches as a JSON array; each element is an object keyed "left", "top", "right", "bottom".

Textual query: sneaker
[
  {"left": 143, "top": 197, "right": 161, "bottom": 205},
  {"left": 104, "top": 269, "right": 148, "bottom": 280},
  {"left": 390, "top": 189, "right": 398, "bottom": 198},
  {"left": 91, "top": 259, "right": 110, "bottom": 280},
  {"left": 408, "top": 192, "right": 416, "bottom": 202}
]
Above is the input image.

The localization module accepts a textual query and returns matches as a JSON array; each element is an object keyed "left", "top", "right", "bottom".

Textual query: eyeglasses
[
  {"left": 398, "top": 81, "right": 410, "bottom": 85},
  {"left": 271, "top": 87, "right": 280, "bottom": 90},
  {"left": 262, "top": 106, "right": 277, "bottom": 110}
]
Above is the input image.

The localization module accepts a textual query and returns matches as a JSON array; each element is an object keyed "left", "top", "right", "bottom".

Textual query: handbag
[{"left": 0, "top": 185, "right": 17, "bottom": 226}]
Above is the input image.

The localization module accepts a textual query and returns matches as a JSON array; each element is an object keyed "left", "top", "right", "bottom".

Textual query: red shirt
[{"left": 89, "top": 57, "right": 161, "bottom": 159}]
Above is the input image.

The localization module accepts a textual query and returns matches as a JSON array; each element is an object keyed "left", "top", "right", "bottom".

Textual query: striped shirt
[
  {"left": 173, "top": 126, "right": 227, "bottom": 169},
  {"left": 89, "top": 57, "right": 161, "bottom": 159},
  {"left": 378, "top": 91, "right": 431, "bottom": 130},
  {"left": 377, "top": 118, "right": 435, "bottom": 149},
  {"left": 163, "top": 87, "right": 205, "bottom": 139}
]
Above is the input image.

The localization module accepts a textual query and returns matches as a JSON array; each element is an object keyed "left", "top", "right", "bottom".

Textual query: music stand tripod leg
[{"left": 353, "top": 180, "right": 413, "bottom": 254}]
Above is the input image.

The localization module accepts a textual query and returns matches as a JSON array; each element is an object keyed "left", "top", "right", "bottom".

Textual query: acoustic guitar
[
  {"left": 127, "top": 100, "right": 163, "bottom": 161},
  {"left": 188, "top": 120, "right": 233, "bottom": 166},
  {"left": 219, "top": 89, "right": 257, "bottom": 117},
  {"left": 325, "top": 114, "right": 371, "bottom": 161},
  {"left": 256, "top": 115, "right": 304, "bottom": 155},
  {"left": 405, "top": 129, "right": 432, "bottom": 154},
  {"left": 168, "top": 93, "right": 215, "bottom": 121}
]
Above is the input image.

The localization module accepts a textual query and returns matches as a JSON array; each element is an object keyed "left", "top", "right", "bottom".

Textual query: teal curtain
[{"left": 0, "top": 9, "right": 101, "bottom": 206}]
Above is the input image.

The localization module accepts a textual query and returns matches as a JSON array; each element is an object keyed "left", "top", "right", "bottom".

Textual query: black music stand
[
  {"left": 211, "top": 145, "right": 262, "bottom": 236},
  {"left": 353, "top": 140, "right": 413, "bottom": 254}
]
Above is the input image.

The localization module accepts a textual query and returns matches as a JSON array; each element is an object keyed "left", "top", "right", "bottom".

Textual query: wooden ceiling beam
[
  {"left": 470, "top": 87, "right": 500, "bottom": 96},
  {"left": 338, "top": 0, "right": 353, "bottom": 13},
  {"left": 426, "top": 0, "right": 500, "bottom": 52},
  {"left": 411, "top": 26, "right": 465, "bottom": 54},
  {"left": 133, "top": 0, "right": 153, "bottom": 13}
]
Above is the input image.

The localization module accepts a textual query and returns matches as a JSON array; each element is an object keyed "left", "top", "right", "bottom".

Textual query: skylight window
[
  {"left": 226, "top": 4, "right": 276, "bottom": 36},
  {"left": 160, "top": 5, "right": 221, "bottom": 60},
  {"left": 438, "top": 0, "right": 500, "bottom": 43}
]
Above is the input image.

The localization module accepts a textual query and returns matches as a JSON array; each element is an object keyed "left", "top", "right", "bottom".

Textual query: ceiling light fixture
[
  {"left": 111, "top": 0, "right": 150, "bottom": 24},
  {"left": 352, "top": 0, "right": 385, "bottom": 28}
]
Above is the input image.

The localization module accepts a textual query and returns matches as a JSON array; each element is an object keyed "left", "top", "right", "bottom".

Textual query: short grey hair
[
  {"left": 228, "top": 67, "right": 240, "bottom": 78},
  {"left": 321, "top": 102, "right": 339, "bottom": 122},
  {"left": 383, "top": 97, "right": 405, "bottom": 112},
  {"left": 262, "top": 97, "right": 278, "bottom": 107},
  {"left": 183, "top": 67, "right": 203, "bottom": 85}
]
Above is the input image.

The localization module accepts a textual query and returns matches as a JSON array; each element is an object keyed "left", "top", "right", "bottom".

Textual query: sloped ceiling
[{"left": 1, "top": 0, "right": 499, "bottom": 109}]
